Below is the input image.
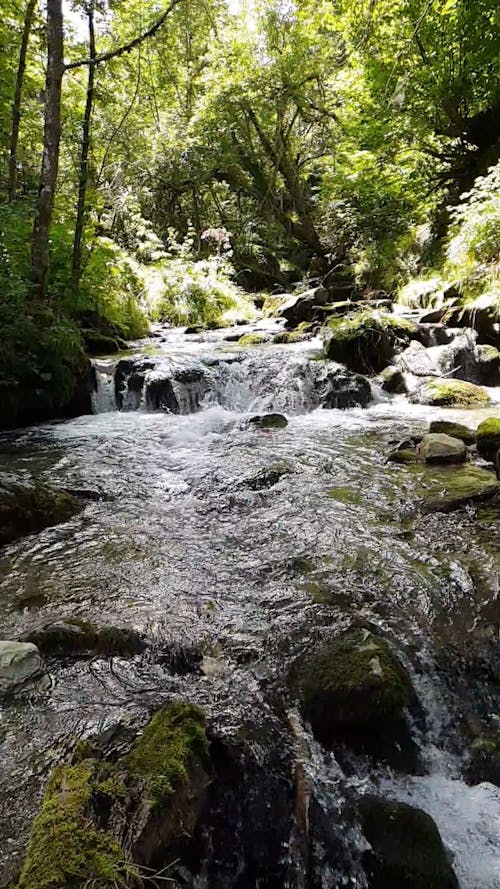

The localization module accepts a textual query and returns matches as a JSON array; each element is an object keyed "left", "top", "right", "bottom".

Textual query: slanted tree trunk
[
  {"left": 8, "top": 0, "right": 37, "bottom": 201},
  {"left": 71, "top": 2, "right": 96, "bottom": 298},
  {"left": 31, "top": 0, "right": 64, "bottom": 300}
]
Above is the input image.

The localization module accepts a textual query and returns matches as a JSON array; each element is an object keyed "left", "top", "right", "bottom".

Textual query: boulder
[
  {"left": 291, "top": 629, "right": 419, "bottom": 769},
  {"left": 358, "top": 796, "right": 459, "bottom": 889},
  {"left": 476, "top": 417, "right": 500, "bottom": 462},
  {"left": 428, "top": 420, "right": 475, "bottom": 445},
  {"left": 416, "top": 433, "right": 467, "bottom": 465},
  {"left": 465, "top": 736, "right": 500, "bottom": 786},
  {"left": 280, "top": 287, "right": 329, "bottom": 328},
  {"left": 378, "top": 366, "right": 407, "bottom": 394},
  {"left": 417, "top": 466, "right": 499, "bottom": 513},
  {"left": 387, "top": 447, "right": 419, "bottom": 464},
  {"left": 0, "top": 641, "right": 43, "bottom": 693},
  {"left": 0, "top": 480, "right": 82, "bottom": 547},
  {"left": 15, "top": 702, "right": 210, "bottom": 889},
  {"left": 409, "top": 379, "right": 491, "bottom": 407},
  {"left": 475, "top": 344, "right": 500, "bottom": 385},
  {"left": 245, "top": 464, "right": 291, "bottom": 491},
  {"left": 83, "top": 331, "right": 127, "bottom": 356},
  {"left": 395, "top": 340, "right": 440, "bottom": 377},
  {"left": 248, "top": 413, "right": 288, "bottom": 429},
  {"left": 273, "top": 329, "right": 312, "bottom": 344},
  {"left": 445, "top": 297, "right": 499, "bottom": 346},
  {"left": 323, "top": 311, "right": 418, "bottom": 374},
  {"left": 319, "top": 365, "right": 371, "bottom": 409},
  {"left": 25, "top": 620, "right": 147, "bottom": 658}
]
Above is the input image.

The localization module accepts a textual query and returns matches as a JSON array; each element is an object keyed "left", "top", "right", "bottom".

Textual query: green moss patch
[
  {"left": 16, "top": 760, "right": 134, "bottom": 889},
  {"left": 125, "top": 702, "right": 208, "bottom": 806},
  {"left": 476, "top": 417, "right": 500, "bottom": 462},
  {"left": 238, "top": 332, "right": 271, "bottom": 346},
  {"left": 415, "top": 465, "right": 499, "bottom": 513},
  {"left": 411, "top": 379, "right": 491, "bottom": 407}
]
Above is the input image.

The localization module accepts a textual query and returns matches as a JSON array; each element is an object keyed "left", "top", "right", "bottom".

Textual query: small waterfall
[{"left": 91, "top": 361, "right": 117, "bottom": 413}]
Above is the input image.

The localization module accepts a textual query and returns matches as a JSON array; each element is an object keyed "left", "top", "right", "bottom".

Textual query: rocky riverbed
[{"left": 0, "top": 314, "right": 499, "bottom": 889}]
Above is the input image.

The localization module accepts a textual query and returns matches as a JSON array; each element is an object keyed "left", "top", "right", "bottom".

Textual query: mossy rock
[
  {"left": 410, "top": 378, "right": 491, "bottom": 407},
  {"left": 83, "top": 330, "right": 127, "bottom": 356},
  {"left": 465, "top": 735, "right": 500, "bottom": 786},
  {"left": 323, "top": 310, "right": 418, "bottom": 374},
  {"left": 25, "top": 620, "right": 147, "bottom": 658},
  {"left": 378, "top": 366, "right": 407, "bottom": 394},
  {"left": 238, "top": 332, "right": 271, "bottom": 346},
  {"left": 291, "top": 629, "right": 419, "bottom": 768},
  {"left": 248, "top": 413, "right": 288, "bottom": 429},
  {"left": 476, "top": 417, "right": 500, "bottom": 462},
  {"left": 416, "top": 433, "right": 466, "bottom": 465},
  {"left": 274, "top": 329, "right": 311, "bottom": 344},
  {"left": 358, "top": 795, "right": 459, "bottom": 889},
  {"left": 16, "top": 702, "right": 210, "bottom": 888},
  {"left": 245, "top": 464, "right": 292, "bottom": 490},
  {"left": 0, "top": 480, "right": 82, "bottom": 547},
  {"left": 125, "top": 701, "right": 209, "bottom": 806},
  {"left": 428, "top": 420, "right": 475, "bottom": 445},
  {"left": 16, "top": 759, "right": 134, "bottom": 889},
  {"left": 416, "top": 465, "right": 499, "bottom": 513},
  {"left": 388, "top": 447, "right": 419, "bottom": 464}
]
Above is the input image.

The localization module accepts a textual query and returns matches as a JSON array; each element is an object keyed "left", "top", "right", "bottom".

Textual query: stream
[{"left": 0, "top": 323, "right": 499, "bottom": 888}]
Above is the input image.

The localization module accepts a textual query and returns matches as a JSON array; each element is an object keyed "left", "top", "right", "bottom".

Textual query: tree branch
[{"left": 64, "top": 0, "right": 183, "bottom": 71}]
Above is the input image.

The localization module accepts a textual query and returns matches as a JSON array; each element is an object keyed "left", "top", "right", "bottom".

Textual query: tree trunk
[
  {"left": 31, "top": 0, "right": 64, "bottom": 301},
  {"left": 8, "top": 0, "right": 37, "bottom": 201},
  {"left": 71, "top": 3, "right": 96, "bottom": 298}
]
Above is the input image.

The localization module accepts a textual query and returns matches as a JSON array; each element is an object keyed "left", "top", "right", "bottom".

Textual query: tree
[{"left": 8, "top": 0, "right": 37, "bottom": 201}]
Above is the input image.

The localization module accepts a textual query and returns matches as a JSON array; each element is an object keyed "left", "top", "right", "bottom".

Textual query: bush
[{"left": 148, "top": 232, "right": 256, "bottom": 327}]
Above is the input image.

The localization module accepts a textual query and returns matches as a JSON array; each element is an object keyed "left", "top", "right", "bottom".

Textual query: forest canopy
[{"left": 1, "top": 0, "right": 499, "bottom": 424}]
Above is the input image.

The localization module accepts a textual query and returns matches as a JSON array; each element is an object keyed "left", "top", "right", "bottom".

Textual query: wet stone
[
  {"left": 24, "top": 620, "right": 147, "bottom": 658},
  {"left": 0, "top": 641, "right": 43, "bottom": 694},
  {"left": 416, "top": 433, "right": 467, "bottom": 465},
  {"left": 0, "top": 480, "right": 82, "bottom": 547},
  {"left": 428, "top": 420, "right": 475, "bottom": 445},
  {"left": 248, "top": 413, "right": 289, "bottom": 429}
]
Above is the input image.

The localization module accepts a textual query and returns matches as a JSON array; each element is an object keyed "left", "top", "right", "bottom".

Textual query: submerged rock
[
  {"left": 417, "top": 465, "right": 499, "bottom": 513},
  {"left": 387, "top": 447, "right": 419, "bottom": 464},
  {"left": 15, "top": 702, "right": 210, "bottom": 888},
  {"left": 428, "top": 420, "right": 475, "bottom": 445},
  {"left": 323, "top": 311, "right": 418, "bottom": 374},
  {"left": 245, "top": 464, "right": 292, "bottom": 490},
  {"left": 25, "top": 620, "right": 147, "bottom": 658},
  {"left": 248, "top": 413, "right": 288, "bottom": 429},
  {"left": 238, "top": 332, "right": 272, "bottom": 346},
  {"left": 0, "top": 480, "right": 82, "bottom": 547},
  {"left": 358, "top": 795, "right": 459, "bottom": 889},
  {"left": 476, "top": 417, "right": 500, "bottom": 462},
  {"left": 416, "top": 433, "right": 467, "bottom": 465},
  {"left": 291, "top": 629, "right": 419, "bottom": 769},
  {"left": 409, "top": 378, "right": 491, "bottom": 407},
  {"left": 0, "top": 641, "right": 43, "bottom": 694}
]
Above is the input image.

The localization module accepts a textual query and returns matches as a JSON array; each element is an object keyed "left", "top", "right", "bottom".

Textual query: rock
[
  {"left": 0, "top": 641, "right": 43, "bottom": 693},
  {"left": 185, "top": 325, "right": 204, "bottom": 335},
  {"left": 428, "top": 420, "right": 475, "bottom": 445},
  {"left": 318, "top": 365, "right": 371, "bottom": 409},
  {"left": 409, "top": 378, "right": 491, "bottom": 407},
  {"left": 476, "top": 417, "right": 500, "bottom": 462},
  {"left": 0, "top": 480, "right": 82, "bottom": 547},
  {"left": 358, "top": 796, "right": 459, "bottom": 889},
  {"left": 238, "top": 332, "right": 272, "bottom": 346},
  {"left": 15, "top": 702, "right": 210, "bottom": 888},
  {"left": 387, "top": 447, "right": 419, "bottom": 464},
  {"left": 475, "top": 344, "right": 500, "bottom": 385},
  {"left": 417, "top": 466, "right": 499, "bottom": 513},
  {"left": 280, "top": 287, "right": 329, "bottom": 328},
  {"left": 273, "top": 329, "right": 312, "bottom": 344},
  {"left": 291, "top": 629, "right": 419, "bottom": 770},
  {"left": 245, "top": 464, "right": 291, "bottom": 490},
  {"left": 395, "top": 340, "right": 440, "bottom": 377},
  {"left": 378, "top": 366, "right": 407, "bottom": 394},
  {"left": 445, "top": 296, "right": 499, "bottom": 346},
  {"left": 248, "top": 413, "right": 288, "bottom": 429},
  {"left": 416, "top": 323, "right": 454, "bottom": 347},
  {"left": 465, "top": 735, "right": 500, "bottom": 786},
  {"left": 25, "top": 620, "right": 147, "bottom": 658},
  {"left": 416, "top": 433, "right": 467, "bottom": 465},
  {"left": 323, "top": 311, "right": 418, "bottom": 374},
  {"left": 83, "top": 331, "right": 127, "bottom": 356}
]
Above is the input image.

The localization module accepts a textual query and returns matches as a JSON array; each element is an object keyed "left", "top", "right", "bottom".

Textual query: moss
[
  {"left": 476, "top": 417, "right": 500, "bottom": 461},
  {"left": 413, "top": 379, "right": 491, "bottom": 407},
  {"left": 16, "top": 760, "right": 135, "bottom": 889},
  {"left": 388, "top": 448, "right": 419, "bottom": 464},
  {"left": 416, "top": 465, "right": 499, "bottom": 513},
  {"left": 238, "top": 332, "right": 271, "bottom": 346},
  {"left": 328, "top": 487, "right": 363, "bottom": 504},
  {"left": 274, "top": 329, "right": 310, "bottom": 344},
  {"left": 124, "top": 702, "right": 208, "bottom": 806}
]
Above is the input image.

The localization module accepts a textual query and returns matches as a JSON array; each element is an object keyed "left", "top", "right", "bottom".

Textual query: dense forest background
[{"left": 1, "top": 0, "right": 499, "bottom": 425}]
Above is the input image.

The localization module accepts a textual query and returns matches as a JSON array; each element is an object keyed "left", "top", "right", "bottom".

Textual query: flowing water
[{"left": 0, "top": 324, "right": 499, "bottom": 887}]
